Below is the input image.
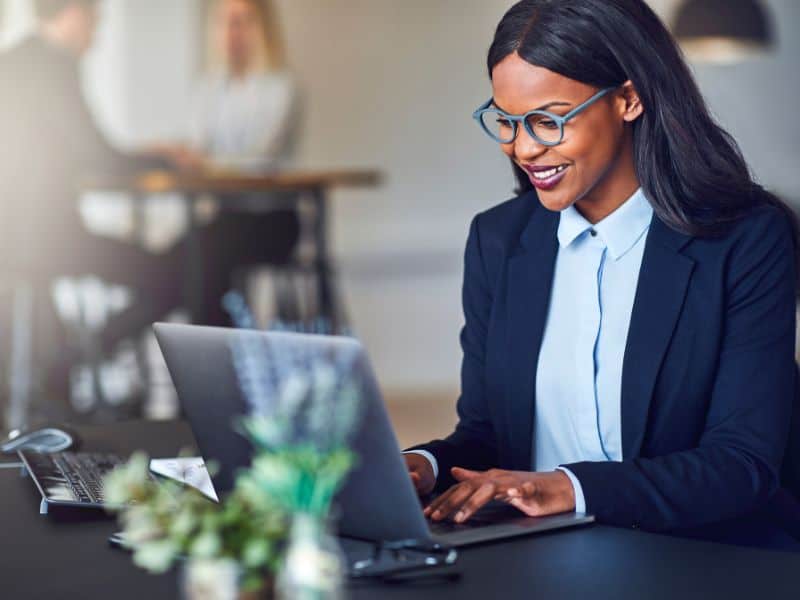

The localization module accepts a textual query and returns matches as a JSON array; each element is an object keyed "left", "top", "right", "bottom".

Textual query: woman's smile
[{"left": 522, "top": 162, "right": 571, "bottom": 190}]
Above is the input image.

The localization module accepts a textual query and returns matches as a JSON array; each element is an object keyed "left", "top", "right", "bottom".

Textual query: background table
[
  {"left": 83, "top": 168, "right": 382, "bottom": 331},
  {"left": 1, "top": 420, "right": 798, "bottom": 599}
]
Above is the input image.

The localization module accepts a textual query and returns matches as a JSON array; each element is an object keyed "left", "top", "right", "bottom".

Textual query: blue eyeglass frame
[{"left": 472, "top": 85, "right": 619, "bottom": 146}]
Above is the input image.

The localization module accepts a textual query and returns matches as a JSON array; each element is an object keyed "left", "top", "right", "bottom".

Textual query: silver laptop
[{"left": 153, "top": 323, "right": 594, "bottom": 546}]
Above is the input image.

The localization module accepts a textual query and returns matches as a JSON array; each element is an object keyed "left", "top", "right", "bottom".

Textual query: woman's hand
[
  {"left": 424, "top": 467, "right": 576, "bottom": 523},
  {"left": 404, "top": 453, "right": 436, "bottom": 496}
]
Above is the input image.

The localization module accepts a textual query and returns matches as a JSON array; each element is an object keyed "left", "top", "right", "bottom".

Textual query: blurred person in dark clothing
[
  {"left": 0, "top": 0, "right": 299, "bottom": 349},
  {"left": 0, "top": 0, "right": 182, "bottom": 353}
]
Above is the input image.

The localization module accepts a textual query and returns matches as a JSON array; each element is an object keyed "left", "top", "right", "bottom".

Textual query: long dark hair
[{"left": 488, "top": 0, "right": 800, "bottom": 285}]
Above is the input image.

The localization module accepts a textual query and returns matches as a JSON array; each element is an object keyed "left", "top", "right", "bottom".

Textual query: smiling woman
[{"left": 403, "top": 0, "right": 800, "bottom": 551}]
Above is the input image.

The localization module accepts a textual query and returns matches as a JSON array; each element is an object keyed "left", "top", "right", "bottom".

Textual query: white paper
[{"left": 149, "top": 457, "right": 219, "bottom": 502}]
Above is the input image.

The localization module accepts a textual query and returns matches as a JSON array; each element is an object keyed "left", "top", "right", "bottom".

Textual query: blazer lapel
[
  {"left": 505, "top": 206, "right": 559, "bottom": 471},
  {"left": 621, "top": 215, "right": 695, "bottom": 459}
]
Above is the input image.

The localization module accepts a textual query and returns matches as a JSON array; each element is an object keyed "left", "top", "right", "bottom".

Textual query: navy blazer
[{"left": 412, "top": 189, "right": 798, "bottom": 536}]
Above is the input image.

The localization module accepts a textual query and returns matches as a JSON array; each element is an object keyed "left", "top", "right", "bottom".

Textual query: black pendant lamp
[{"left": 673, "top": 0, "right": 775, "bottom": 64}]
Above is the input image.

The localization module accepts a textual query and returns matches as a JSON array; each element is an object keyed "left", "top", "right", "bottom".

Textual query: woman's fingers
[
  {"left": 506, "top": 497, "right": 532, "bottom": 514},
  {"left": 423, "top": 469, "right": 541, "bottom": 522},
  {"left": 496, "top": 479, "right": 537, "bottom": 499},
  {"left": 427, "top": 483, "right": 475, "bottom": 520},
  {"left": 497, "top": 481, "right": 543, "bottom": 516},
  {"left": 424, "top": 471, "right": 563, "bottom": 520},
  {"left": 520, "top": 481, "right": 537, "bottom": 497},
  {"left": 451, "top": 466, "right": 481, "bottom": 481},
  {"left": 453, "top": 482, "right": 496, "bottom": 523},
  {"left": 423, "top": 484, "right": 456, "bottom": 516}
]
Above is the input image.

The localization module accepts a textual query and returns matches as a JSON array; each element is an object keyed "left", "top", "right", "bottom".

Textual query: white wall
[
  {"left": 683, "top": 0, "right": 800, "bottom": 202},
  {"left": 275, "top": 0, "right": 515, "bottom": 391},
  {"left": 82, "top": 0, "right": 199, "bottom": 146},
  {"left": 644, "top": 0, "right": 800, "bottom": 202}
]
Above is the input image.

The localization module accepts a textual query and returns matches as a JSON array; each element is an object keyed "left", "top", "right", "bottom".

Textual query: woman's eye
[
  {"left": 539, "top": 120, "right": 558, "bottom": 129},
  {"left": 496, "top": 118, "right": 511, "bottom": 128}
]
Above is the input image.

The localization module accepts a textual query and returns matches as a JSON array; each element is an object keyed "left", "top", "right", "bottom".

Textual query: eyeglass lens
[{"left": 479, "top": 110, "right": 562, "bottom": 144}]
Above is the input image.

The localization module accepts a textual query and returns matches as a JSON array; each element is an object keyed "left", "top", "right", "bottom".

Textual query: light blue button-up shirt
[
  {"left": 408, "top": 187, "right": 653, "bottom": 514},
  {"left": 545, "top": 186, "right": 653, "bottom": 512}
]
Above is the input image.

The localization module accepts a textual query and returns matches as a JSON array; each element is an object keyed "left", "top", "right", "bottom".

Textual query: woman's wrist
[{"left": 547, "top": 469, "right": 577, "bottom": 512}]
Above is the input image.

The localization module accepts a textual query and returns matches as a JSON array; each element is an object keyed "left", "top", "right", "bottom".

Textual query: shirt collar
[{"left": 556, "top": 186, "right": 653, "bottom": 260}]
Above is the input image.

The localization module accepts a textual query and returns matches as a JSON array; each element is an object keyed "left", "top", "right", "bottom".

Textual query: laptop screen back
[{"left": 154, "top": 323, "right": 430, "bottom": 542}]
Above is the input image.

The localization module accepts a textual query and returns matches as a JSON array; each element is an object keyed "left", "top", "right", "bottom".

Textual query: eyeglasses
[{"left": 472, "top": 85, "right": 618, "bottom": 146}]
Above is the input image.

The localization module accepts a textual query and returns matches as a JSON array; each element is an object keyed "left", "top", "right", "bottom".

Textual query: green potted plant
[{"left": 105, "top": 293, "right": 363, "bottom": 599}]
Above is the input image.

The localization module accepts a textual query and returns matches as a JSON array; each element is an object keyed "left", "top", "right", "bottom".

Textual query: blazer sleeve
[
  {"left": 405, "top": 213, "right": 499, "bottom": 491},
  {"left": 563, "top": 208, "right": 797, "bottom": 531}
]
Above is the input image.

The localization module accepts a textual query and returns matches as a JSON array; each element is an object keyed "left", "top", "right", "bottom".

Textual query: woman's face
[
  {"left": 216, "top": 0, "right": 263, "bottom": 73},
  {"left": 491, "top": 52, "right": 642, "bottom": 221},
  {"left": 60, "top": 2, "right": 98, "bottom": 55}
]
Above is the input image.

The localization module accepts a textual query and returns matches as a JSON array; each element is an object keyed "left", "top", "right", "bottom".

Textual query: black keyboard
[{"left": 19, "top": 450, "right": 125, "bottom": 510}]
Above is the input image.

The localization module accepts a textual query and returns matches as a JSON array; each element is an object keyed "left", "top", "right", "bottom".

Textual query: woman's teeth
[{"left": 532, "top": 165, "right": 568, "bottom": 179}]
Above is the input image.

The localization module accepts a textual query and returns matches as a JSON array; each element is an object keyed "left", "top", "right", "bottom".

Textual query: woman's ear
[{"left": 620, "top": 79, "right": 644, "bottom": 122}]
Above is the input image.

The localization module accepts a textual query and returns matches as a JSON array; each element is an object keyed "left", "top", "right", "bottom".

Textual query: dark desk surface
[{"left": 1, "top": 420, "right": 797, "bottom": 599}]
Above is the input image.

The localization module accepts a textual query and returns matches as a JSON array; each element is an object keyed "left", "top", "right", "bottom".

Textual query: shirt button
[{"left": 589, "top": 229, "right": 597, "bottom": 237}]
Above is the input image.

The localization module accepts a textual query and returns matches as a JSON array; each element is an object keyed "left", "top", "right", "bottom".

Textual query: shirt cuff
[
  {"left": 403, "top": 450, "right": 439, "bottom": 480},
  {"left": 555, "top": 466, "right": 586, "bottom": 514}
]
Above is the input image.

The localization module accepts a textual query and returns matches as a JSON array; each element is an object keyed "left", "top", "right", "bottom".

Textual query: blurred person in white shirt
[
  {"left": 157, "top": 0, "right": 298, "bottom": 173},
  {"left": 153, "top": 0, "right": 302, "bottom": 327}
]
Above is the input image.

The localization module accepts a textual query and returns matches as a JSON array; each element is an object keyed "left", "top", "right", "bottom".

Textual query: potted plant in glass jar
[{"left": 105, "top": 293, "right": 364, "bottom": 600}]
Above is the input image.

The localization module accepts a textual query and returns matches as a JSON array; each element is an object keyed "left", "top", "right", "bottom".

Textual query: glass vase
[
  {"left": 181, "top": 557, "right": 241, "bottom": 600},
  {"left": 275, "top": 511, "right": 346, "bottom": 600},
  {"left": 181, "top": 557, "right": 271, "bottom": 600}
]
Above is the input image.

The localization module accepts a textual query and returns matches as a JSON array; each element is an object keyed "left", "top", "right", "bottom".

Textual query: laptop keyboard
[
  {"left": 20, "top": 451, "right": 125, "bottom": 506},
  {"left": 425, "top": 500, "right": 531, "bottom": 534},
  {"left": 428, "top": 518, "right": 483, "bottom": 534}
]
